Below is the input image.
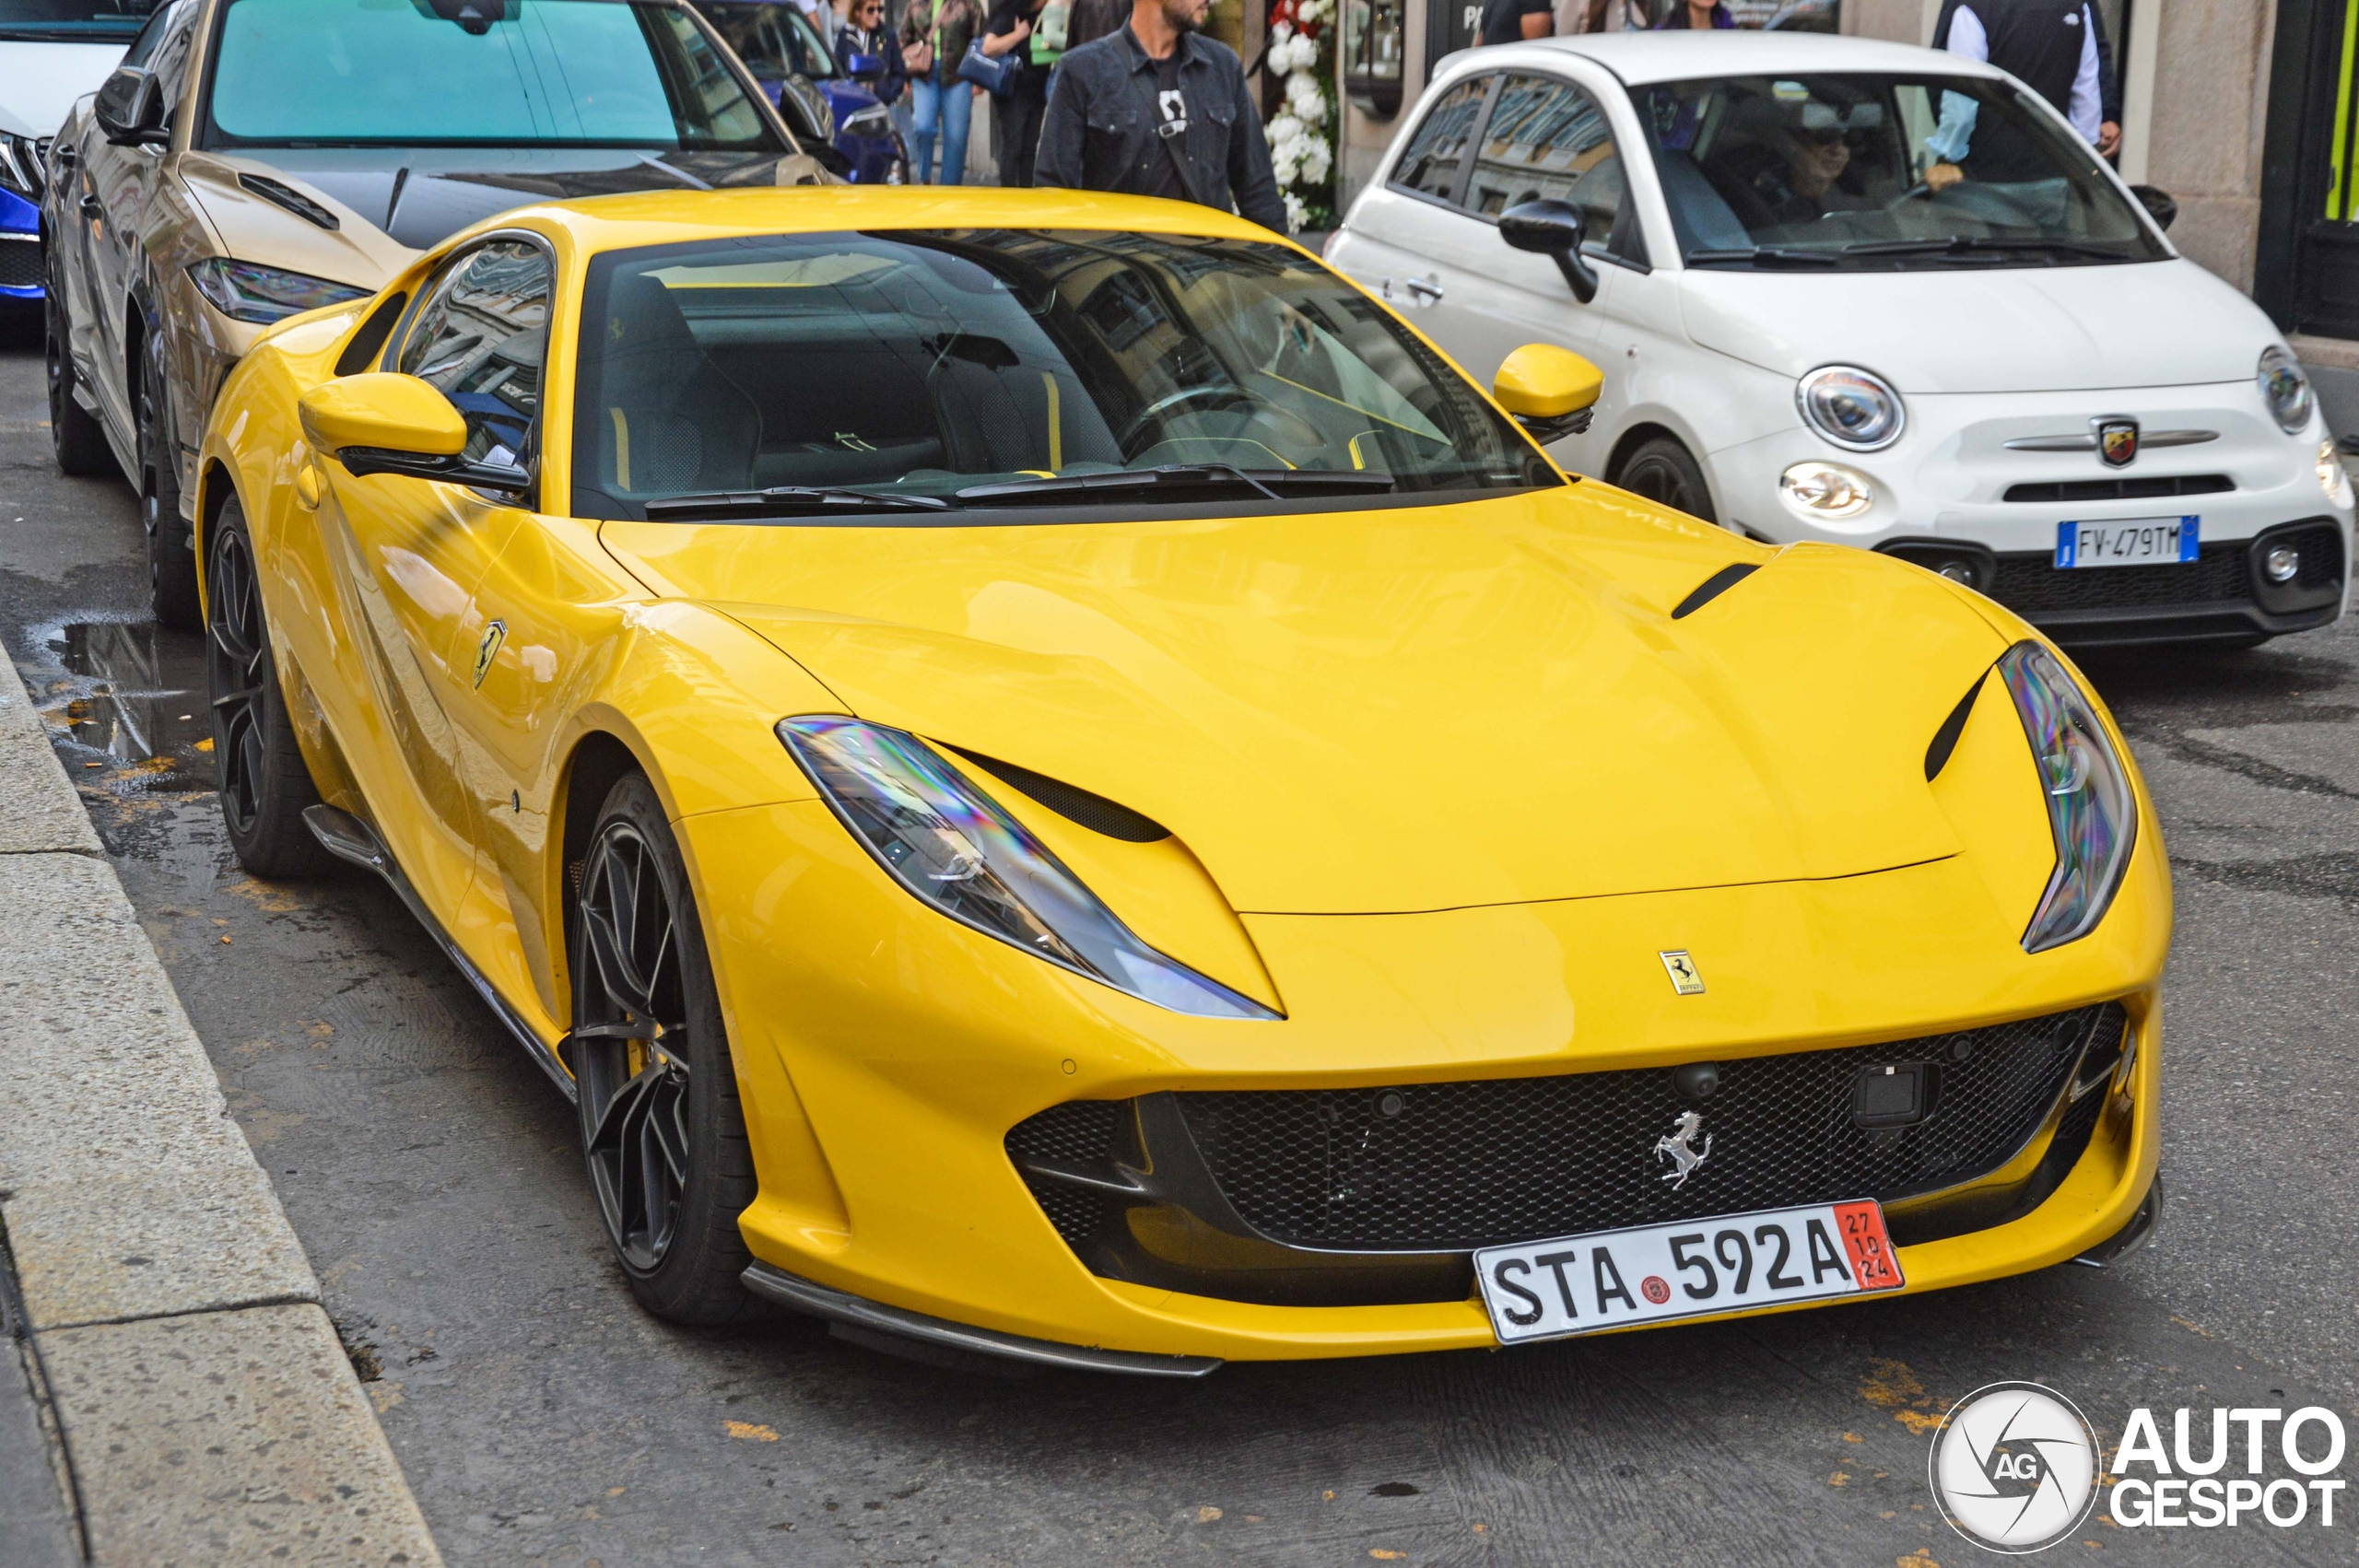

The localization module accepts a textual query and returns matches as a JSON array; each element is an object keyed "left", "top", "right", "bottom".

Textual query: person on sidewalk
[
  {"left": 1479, "top": 0, "right": 1551, "bottom": 45},
  {"left": 1931, "top": 0, "right": 2119, "bottom": 157},
  {"left": 902, "top": 0, "right": 979, "bottom": 182},
  {"left": 1034, "top": 0, "right": 1287, "bottom": 233},
  {"left": 1922, "top": 2, "right": 2107, "bottom": 192},
  {"left": 837, "top": 0, "right": 910, "bottom": 126},
  {"left": 1653, "top": 1, "right": 1732, "bottom": 26},
  {"left": 980, "top": 0, "right": 1054, "bottom": 185}
]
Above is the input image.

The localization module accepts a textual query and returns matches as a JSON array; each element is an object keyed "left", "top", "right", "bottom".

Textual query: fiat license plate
[
  {"left": 1474, "top": 1199, "right": 1905, "bottom": 1345},
  {"left": 2055, "top": 515, "right": 2199, "bottom": 568}
]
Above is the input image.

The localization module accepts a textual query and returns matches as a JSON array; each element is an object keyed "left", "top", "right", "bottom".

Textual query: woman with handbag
[
  {"left": 977, "top": 0, "right": 1053, "bottom": 186},
  {"left": 906, "top": 0, "right": 977, "bottom": 182}
]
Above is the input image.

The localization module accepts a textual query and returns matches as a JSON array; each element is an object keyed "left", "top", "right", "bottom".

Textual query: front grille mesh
[
  {"left": 1008, "top": 1006, "right": 2125, "bottom": 1257},
  {"left": 1992, "top": 546, "right": 2248, "bottom": 612},
  {"left": 0, "top": 238, "right": 39, "bottom": 292}
]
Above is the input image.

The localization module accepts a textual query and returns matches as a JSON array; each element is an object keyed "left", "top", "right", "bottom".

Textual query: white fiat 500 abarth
[{"left": 1327, "top": 31, "right": 2354, "bottom": 648}]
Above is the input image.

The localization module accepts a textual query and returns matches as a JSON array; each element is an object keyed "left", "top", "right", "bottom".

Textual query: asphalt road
[{"left": 3, "top": 317, "right": 2354, "bottom": 1568}]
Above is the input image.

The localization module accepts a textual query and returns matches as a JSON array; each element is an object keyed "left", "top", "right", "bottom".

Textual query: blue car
[{"left": 696, "top": 2, "right": 907, "bottom": 186}]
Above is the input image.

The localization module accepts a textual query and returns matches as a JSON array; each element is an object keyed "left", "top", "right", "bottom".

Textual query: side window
[
  {"left": 148, "top": 2, "right": 202, "bottom": 122},
  {"left": 119, "top": 2, "right": 175, "bottom": 67},
  {"left": 398, "top": 241, "right": 553, "bottom": 470},
  {"left": 1390, "top": 76, "right": 1491, "bottom": 205},
  {"left": 1466, "top": 74, "right": 1646, "bottom": 266}
]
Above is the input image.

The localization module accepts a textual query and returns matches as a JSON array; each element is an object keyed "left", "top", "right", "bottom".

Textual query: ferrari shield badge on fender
[
  {"left": 1659, "top": 949, "right": 1706, "bottom": 995},
  {"left": 474, "top": 620, "right": 507, "bottom": 688},
  {"left": 2095, "top": 416, "right": 2140, "bottom": 468}
]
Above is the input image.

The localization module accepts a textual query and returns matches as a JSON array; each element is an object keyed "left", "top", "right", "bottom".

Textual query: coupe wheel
[
  {"left": 206, "top": 497, "right": 331, "bottom": 877},
  {"left": 139, "top": 321, "right": 201, "bottom": 630},
  {"left": 571, "top": 773, "right": 757, "bottom": 1324},
  {"left": 1615, "top": 436, "right": 1719, "bottom": 526},
  {"left": 45, "top": 287, "right": 114, "bottom": 478}
]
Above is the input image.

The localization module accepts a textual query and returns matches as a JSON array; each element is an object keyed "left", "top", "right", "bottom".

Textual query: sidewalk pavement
[{"left": 0, "top": 669, "right": 442, "bottom": 1567}]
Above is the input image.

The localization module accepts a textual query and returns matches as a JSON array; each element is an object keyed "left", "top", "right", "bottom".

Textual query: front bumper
[
  {"left": 680, "top": 791, "right": 2169, "bottom": 1363},
  {"left": 1, "top": 186, "right": 39, "bottom": 300}
]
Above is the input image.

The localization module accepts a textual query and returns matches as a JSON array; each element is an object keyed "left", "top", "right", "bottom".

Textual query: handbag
[{"left": 957, "top": 37, "right": 1016, "bottom": 93}]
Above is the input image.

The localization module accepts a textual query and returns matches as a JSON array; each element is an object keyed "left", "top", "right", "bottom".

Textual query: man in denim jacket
[{"left": 1035, "top": 0, "right": 1286, "bottom": 233}]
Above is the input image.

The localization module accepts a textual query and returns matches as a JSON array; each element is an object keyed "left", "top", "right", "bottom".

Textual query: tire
[
  {"left": 1614, "top": 436, "right": 1719, "bottom": 526},
  {"left": 45, "top": 285, "right": 114, "bottom": 479},
  {"left": 138, "top": 318, "right": 202, "bottom": 631},
  {"left": 571, "top": 773, "right": 758, "bottom": 1325},
  {"left": 205, "top": 495, "right": 333, "bottom": 878}
]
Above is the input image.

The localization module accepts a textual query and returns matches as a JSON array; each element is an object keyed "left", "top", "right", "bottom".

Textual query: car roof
[
  {"left": 1461, "top": 31, "right": 2007, "bottom": 88},
  {"left": 495, "top": 186, "right": 1294, "bottom": 258}
]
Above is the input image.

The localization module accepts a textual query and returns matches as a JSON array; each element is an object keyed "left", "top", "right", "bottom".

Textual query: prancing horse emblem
[
  {"left": 474, "top": 619, "right": 507, "bottom": 688},
  {"left": 1653, "top": 1111, "right": 1712, "bottom": 1190}
]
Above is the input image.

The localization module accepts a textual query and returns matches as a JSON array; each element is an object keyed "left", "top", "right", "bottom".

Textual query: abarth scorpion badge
[
  {"left": 2095, "top": 416, "right": 2140, "bottom": 469},
  {"left": 1653, "top": 1110, "right": 1712, "bottom": 1190}
]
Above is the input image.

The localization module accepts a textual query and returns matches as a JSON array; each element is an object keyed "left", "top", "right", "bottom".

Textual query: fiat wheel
[
  {"left": 570, "top": 773, "right": 757, "bottom": 1324},
  {"left": 1615, "top": 436, "right": 1719, "bottom": 526},
  {"left": 205, "top": 496, "right": 331, "bottom": 877},
  {"left": 138, "top": 319, "right": 201, "bottom": 630}
]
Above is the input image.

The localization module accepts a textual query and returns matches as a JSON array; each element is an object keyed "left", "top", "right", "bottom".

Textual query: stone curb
[{"left": 0, "top": 668, "right": 442, "bottom": 1568}]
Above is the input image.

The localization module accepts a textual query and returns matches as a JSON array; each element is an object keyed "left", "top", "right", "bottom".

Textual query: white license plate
[
  {"left": 2055, "top": 515, "right": 2200, "bottom": 568},
  {"left": 1474, "top": 1199, "right": 1905, "bottom": 1345}
]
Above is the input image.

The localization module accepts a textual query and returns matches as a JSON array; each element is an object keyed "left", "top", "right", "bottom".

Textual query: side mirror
[
  {"left": 93, "top": 65, "right": 170, "bottom": 146},
  {"left": 846, "top": 51, "right": 885, "bottom": 80},
  {"left": 1493, "top": 344, "right": 1603, "bottom": 444},
  {"left": 2129, "top": 183, "right": 2177, "bottom": 232},
  {"left": 299, "top": 373, "right": 534, "bottom": 494},
  {"left": 1499, "top": 199, "right": 1599, "bottom": 305}
]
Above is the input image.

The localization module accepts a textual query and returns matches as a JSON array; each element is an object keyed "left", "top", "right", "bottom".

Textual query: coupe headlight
[
  {"left": 1796, "top": 365, "right": 1905, "bottom": 451},
  {"left": 2259, "top": 345, "right": 2312, "bottom": 434},
  {"left": 187, "top": 257, "right": 370, "bottom": 324},
  {"left": 2318, "top": 439, "right": 2353, "bottom": 509},
  {"left": 1778, "top": 460, "right": 1874, "bottom": 521},
  {"left": 779, "top": 717, "right": 1276, "bottom": 1020},
  {"left": 0, "top": 132, "right": 45, "bottom": 202},
  {"left": 1996, "top": 642, "right": 2137, "bottom": 954}
]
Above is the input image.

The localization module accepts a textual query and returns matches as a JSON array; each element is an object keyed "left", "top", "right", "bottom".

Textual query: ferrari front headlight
[
  {"left": 1996, "top": 643, "right": 2137, "bottom": 954},
  {"left": 779, "top": 717, "right": 1275, "bottom": 1020},
  {"left": 188, "top": 257, "right": 370, "bottom": 324}
]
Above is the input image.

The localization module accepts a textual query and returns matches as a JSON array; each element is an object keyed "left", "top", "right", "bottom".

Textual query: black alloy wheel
[
  {"left": 138, "top": 319, "right": 201, "bottom": 630},
  {"left": 1615, "top": 435, "right": 1719, "bottom": 526},
  {"left": 571, "top": 773, "right": 757, "bottom": 1324},
  {"left": 45, "top": 281, "right": 113, "bottom": 477},
  {"left": 205, "top": 497, "right": 329, "bottom": 877}
]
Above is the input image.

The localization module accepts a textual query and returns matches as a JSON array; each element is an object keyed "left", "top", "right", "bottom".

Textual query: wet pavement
[{"left": 3, "top": 315, "right": 2357, "bottom": 1567}]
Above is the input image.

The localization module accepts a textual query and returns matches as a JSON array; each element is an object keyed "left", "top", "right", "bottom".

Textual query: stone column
[{"left": 2142, "top": 0, "right": 2279, "bottom": 289}]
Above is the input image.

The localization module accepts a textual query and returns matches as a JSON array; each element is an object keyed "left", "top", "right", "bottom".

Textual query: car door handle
[
  {"left": 53, "top": 143, "right": 76, "bottom": 168},
  {"left": 79, "top": 195, "right": 102, "bottom": 219},
  {"left": 1404, "top": 275, "right": 1445, "bottom": 302}
]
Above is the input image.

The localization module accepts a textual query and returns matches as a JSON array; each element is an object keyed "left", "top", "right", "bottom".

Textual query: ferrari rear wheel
[
  {"left": 205, "top": 497, "right": 332, "bottom": 878},
  {"left": 571, "top": 773, "right": 757, "bottom": 1324},
  {"left": 1615, "top": 436, "right": 1719, "bottom": 526},
  {"left": 139, "top": 320, "right": 202, "bottom": 632}
]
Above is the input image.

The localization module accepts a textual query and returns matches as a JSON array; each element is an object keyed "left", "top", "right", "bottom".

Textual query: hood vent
[
  {"left": 1671, "top": 562, "right": 1761, "bottom": 620},
  {"left": 238, "top": 172, "right": 339, "bottom": 231},
  {"left": 948, "top": 747, "right": 1170, "bottom": 843}
]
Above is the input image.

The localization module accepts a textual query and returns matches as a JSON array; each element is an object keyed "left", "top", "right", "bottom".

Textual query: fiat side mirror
[
  {"left": 298, "top": 373, "right": 534, "bottom": 495},
  {"left": 93, "top": 65, "right": 170, "bottom": 146},
  {"left": 2129, "top": 184, "right": 2177, "bottom": 232},
  {"left": 1493, "top": 344, "right": 1603, "bottom": 445},
  {"left": 1499, "top": 199, "right": 1600, "bottom": 305}
]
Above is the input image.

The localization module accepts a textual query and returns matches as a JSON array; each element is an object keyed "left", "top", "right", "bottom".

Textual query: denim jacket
[{"left": 1036, "top": 26, "right": 1286, "bottom": 234}]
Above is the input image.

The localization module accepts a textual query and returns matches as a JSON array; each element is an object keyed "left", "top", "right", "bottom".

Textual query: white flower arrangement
[{"left": 1263, "top": 0, "right": 1338, "bottom": 232}]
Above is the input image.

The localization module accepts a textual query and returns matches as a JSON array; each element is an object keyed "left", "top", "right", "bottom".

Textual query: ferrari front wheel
[
  {"left": 570, "top": 774, "right": 757, "bottom": 1324},
  {"left": 205, "top": 497, "right": 331, "bottom": 878}
]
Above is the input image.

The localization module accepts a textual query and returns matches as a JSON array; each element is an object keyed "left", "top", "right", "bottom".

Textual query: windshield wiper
[
  {"left": 1841, "top": 237, "right": 2133, "bottom": 263},
  {"left": 956, "top": 465, "right": 1399, "bottom": 504},
  {"left": 640, "top": 486, "right": 957, "bottom": 520},
  {"left": 1685, "top": 246, "right": 1842, "bottom": 269}
]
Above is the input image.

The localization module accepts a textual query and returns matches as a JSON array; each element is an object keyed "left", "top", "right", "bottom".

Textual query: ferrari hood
[
  {"left": 600, "top": 490, "right": 2012, "bottom": 915},
  {"left": 1680, "top": 259, "right": 2271, "bottom": 393},
  {"left": 180, "top": 147, "right": 807, "bottom": 288}
]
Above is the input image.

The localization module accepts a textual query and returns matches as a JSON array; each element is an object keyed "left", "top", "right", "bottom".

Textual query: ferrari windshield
[
  {"left": 0, "top": 0, "right": 155, "bottom": 41},
  {"left": 204, "top": 0, "right": 780, "bottom": 150},
  {"left": 1635, "top": 73, "right": 2166, "bottom": 269},
  {"left": 570, "top": 229, "right": 1560, "bottom": 520}
]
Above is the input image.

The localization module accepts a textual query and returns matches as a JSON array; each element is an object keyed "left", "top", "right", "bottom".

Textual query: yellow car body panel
[{"left": 195, "top": 186, "right": 2168, "bottom": 1363}]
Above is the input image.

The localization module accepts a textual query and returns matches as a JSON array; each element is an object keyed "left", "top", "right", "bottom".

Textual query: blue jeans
[{"left": 910, "top": 76, "right": 972, "bottom": 185}]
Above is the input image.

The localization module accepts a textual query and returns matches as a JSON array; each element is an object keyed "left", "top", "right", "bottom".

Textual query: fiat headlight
[
  {"left": 2259, "top": 345, "right": 2313, "bottom": 434},
  {"left": 1796, "top": 366, "right": 1905, "bottom": 451},
  {"left": 779, "top": 717, "right": 1275, "bottom": 1019},
  {"left": 2318, "top": 439, "right": 2353, "bottom": 509},
  {"left": 188, "top": 258, "right": 370, "bottom": 324},
  {"left": 1778, "top": 461, "right": 1875, "bottom": 521},
  {"left": 1997, "top": 643, "right": 2137, "bottom": 954}
]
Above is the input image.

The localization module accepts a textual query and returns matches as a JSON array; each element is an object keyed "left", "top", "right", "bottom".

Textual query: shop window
[{"left": 1343, "top": 0, "right": 1405, "bottom": 119}]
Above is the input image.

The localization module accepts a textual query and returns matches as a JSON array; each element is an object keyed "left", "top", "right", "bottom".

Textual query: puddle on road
[{"left": 29, "top": 619, "right": 217, "bottom": 792}]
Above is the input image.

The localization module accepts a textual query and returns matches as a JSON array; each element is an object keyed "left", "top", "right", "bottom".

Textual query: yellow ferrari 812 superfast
[{"left": 195, "top": 188, "right": 2166, "bottom": 1375}]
